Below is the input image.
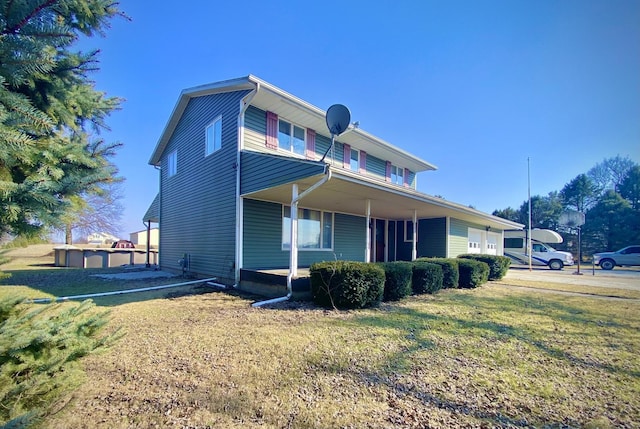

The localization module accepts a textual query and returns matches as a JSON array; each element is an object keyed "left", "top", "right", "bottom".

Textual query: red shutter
[
  {"left": 359, "top": 151, "right": 366, "bottom": 173},
  {"left": 385, "top": 161, "right": 391, "bottom": 182},
  {"left": 265, "top": 111, "right": 278, "bottom": 149},
  {"left": 404, "top": 168, "right": 410, "bottom": 187},
  {"left": 343, "top": 144, "right": 350, "bottom": 169},
  {"left": 306, "top": 129, "right": 315, "bottom": 160}
]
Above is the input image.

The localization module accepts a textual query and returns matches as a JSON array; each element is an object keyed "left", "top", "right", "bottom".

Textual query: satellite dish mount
[{"left": 320, "top": 104, "right": 351, "bottom": 163}]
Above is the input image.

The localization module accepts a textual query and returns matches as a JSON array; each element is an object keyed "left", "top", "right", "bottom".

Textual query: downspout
[
  {"left": 365, "top": 199, "right": 371, "bottom": 262},
  {"left": 235, "top": 86, "right": 258, "bottom": 287},
  {"left": 411, "top": 210, "right": 418, "bottom": 260},
  {"left": 252, "top": 167, "right": 332, "bottom": 307}
]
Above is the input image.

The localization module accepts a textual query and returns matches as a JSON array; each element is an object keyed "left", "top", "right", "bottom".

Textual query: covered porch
[{"left": 238, "top": 152, "right": 522, "bottom": 293}]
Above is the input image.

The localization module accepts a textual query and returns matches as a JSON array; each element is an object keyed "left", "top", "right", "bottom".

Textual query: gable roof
[{"left": 149, "top": 75, "right": 437, "bottom": 173}]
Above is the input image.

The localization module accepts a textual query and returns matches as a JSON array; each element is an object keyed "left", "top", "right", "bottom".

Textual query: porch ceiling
[{"left": 242, "top": 168, "right": 523, "bottom": 230}]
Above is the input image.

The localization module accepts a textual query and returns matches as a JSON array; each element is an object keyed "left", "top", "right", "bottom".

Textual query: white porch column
[
  {"left": 411, "top": 210, "right": 418, "bottom": 261},
  {"left": 365, "top": 199, "right": 371, "bottom": 262},
  {"left": 481, "top": 229, "right": 488, "bottom": 255},
  {"left": 290, "top": 184, "right": 299, "bottom": 278}
]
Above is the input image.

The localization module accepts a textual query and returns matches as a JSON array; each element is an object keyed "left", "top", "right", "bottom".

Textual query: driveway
[{"left": 506, "top": 264, "right": 640, "bottom": 291}]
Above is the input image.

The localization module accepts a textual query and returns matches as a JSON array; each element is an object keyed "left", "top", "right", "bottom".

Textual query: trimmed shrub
[
  {"left": 459, "top": 254, "right": 511, "bottom": 280},
  {"left": 378, "top": 262, "right": 413, "bottom": 301},
  {"left": 310, "top": 261, "right": 385, "bottom": 309},
  {"left": 416, "top": 258, "right": 459, "bottom": 289},
  {"left": 411, "top": 262, "right": 443, "bottom": 294},
  {"left": 457, "top": 259, "right": 489, "bottom": 288}
]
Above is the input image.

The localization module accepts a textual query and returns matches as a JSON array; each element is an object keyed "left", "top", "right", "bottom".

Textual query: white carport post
[
  {"left": 365, "top": 199, "right": 371, "bottom": 262},
  {"left": 411, "top": 210, "right": 418, "bottom": 261},
  {"left": 290, "top": 184, "right": 299, "bottom": 278}
]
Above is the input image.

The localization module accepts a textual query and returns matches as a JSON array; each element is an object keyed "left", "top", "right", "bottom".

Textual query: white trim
[
  {"left": 404, "top": 220, "right": 415, "bottom": 242},
  {"left": 277, "top": 118, "right": 307, "bottom": 157},
  {"left": 350, "top": 148, "right": 360, "bottom": 172},
  {"left": 167, "top": 150, "right": 177, "bottom": 177},
  {"left": 446, "top": 217, "right": 451, "bottom": 258},
  {"left": 282, "top": 205, "right": 335, "bottom": 251},
  {"left": 235, "top": 89, "right": 257, "bottom": 284},
  {"left": 412, "top": 210, "right": 418, "bottom": 261},
  {"left": 365, "top": 200, "right": 371, "bottom": 262},
  {"left": 204, "top": 115, "right": 222, "bottom": 156}
]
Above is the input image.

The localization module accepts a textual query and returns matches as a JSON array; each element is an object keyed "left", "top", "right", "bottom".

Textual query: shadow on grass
[
  {"left": 0, "top": 267, "right": 240, "bottom": 307},
  {"left": 311, "top": 291, "right": 639, "bottom": 427}
]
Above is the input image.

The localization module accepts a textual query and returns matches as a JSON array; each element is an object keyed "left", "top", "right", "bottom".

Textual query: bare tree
[
  {"left": 587, "top": 155, "right": 636, "bottom": 194},
  {"left": 60, "top": 182, "right": 125, "bottom": 244}
]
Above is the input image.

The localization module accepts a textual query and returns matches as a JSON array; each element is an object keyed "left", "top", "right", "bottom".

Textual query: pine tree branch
[{"left": 2, "top": 0, "right": 59, "bottom": 35}]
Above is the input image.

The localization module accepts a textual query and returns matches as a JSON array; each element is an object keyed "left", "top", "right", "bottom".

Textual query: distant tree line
[{"left": 493, "top": 156, "right": 640, "bottom": 259}]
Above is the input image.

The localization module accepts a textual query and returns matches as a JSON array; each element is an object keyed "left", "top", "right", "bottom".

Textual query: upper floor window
[
  {"left": 350, "top": 149, "right": 359, "bottom": 172},
  {"left": 167, "top": 150, "right": 177, "bottom": 177},
  {"left": 391, "top": 165, "right": 404, "bottom": 185},
  {"left": 205, "top": 116, "right": 222, "bottom": 156},
  {"left": 278, "top": 120, "right": 306, "bottom": 156}
]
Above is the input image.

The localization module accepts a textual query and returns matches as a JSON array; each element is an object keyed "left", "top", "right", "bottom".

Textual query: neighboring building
[
  {"left": 129, "top": 227, "right": 159, "bottom": 248},
  {"left": 87, "top": 232, "right": 119, "bottom": 246},
  {"left": 148, "top": 75, "right": 522, "bottom": 289}
]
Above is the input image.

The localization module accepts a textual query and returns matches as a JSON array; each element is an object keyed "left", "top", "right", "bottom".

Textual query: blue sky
[{"left": 77, "top": 0, "right": 639, "bottom": 236}]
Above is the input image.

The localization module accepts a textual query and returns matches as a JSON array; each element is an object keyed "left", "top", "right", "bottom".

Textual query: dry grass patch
[
  {"left": 494, "top": 277, "right": 640, "bottom": 299},
  {"left": 2, "top": 247, "right": 638, "bottom": 428},
  {"left": 34, "top": 286, "right": 640, "bottom": 429}
]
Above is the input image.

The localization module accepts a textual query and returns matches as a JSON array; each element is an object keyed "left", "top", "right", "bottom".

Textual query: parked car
[
  {"left": 111, "top": 240, "right": 135, "bottom": 249},
  {"left": 593, "top": 245, "right": 640, "bottom": 270}
]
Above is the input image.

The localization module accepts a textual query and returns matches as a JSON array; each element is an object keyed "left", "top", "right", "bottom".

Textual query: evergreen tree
[
  {"left": 582, "top": 190, "right": 635, "bottom": 253},
  {"left": 516, "top": 192, "right": 563, "bottom": 230},
  {"left": 560, "top": 173, "right": 598, "bottom": 212},
  {"left": 0, "top": 295, "right": 121, "bottom": 425},
  {"left": 0, "top": 0, "right": 126, "bottom": 237},
  {"left": 492, "top": 207, "right": 519, "bottom": 223},
  {"left": 618, "top": 165, "right": 640, "bottom": 210}
]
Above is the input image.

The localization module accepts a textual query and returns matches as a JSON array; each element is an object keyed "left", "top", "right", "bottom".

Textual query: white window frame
[
  {"left": 404, "top": 220, "right": 415, "bottom": 242},
  {"left": 278, "top": 119, "right": 306, "bottom": 156},
  {"left": 205, "top": 116, "right": 222, "bottom": 156},
  {"left": 167, "top": 150, "right": 177, "bottom": 177},
  {"left": 350, "top": 148, "right": 359, "bottom": 172},
  {"left": 282, "top": 206, "right": 334, "bottom": 251},
  {"left": 391, "top": 165, "right": 404, "bottom": 185}
]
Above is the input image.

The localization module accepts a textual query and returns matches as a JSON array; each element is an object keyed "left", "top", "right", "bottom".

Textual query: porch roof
[{"left": 241, "top": 161, "right": 523, "bottom": 231}]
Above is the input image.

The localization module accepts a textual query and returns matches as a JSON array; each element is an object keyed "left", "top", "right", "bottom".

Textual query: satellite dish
[{"left": 326, "top": 104, "right": 351, "bottom": 136}]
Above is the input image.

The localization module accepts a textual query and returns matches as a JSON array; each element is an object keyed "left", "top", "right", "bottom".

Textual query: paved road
[{"left": 506, "top": 264, "right": 640, "bottom": 291}]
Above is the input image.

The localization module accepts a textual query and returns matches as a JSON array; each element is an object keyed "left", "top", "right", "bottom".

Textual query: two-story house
[{"left": 148, "top": 75, "right": 522, "bottom": 293}]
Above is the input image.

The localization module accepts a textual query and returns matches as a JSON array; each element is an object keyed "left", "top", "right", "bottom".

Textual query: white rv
[{"left": 503, "top": 229, "right": 574, "bottom": 270}]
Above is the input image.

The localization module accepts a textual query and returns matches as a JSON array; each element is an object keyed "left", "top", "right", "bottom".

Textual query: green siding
[
  {"left": 159, "top": 90, "right": 250, "bottom": 282},
  {"left": 245, "top": 105, "right": 266, "bottom": 134},
  {"left": 315, "top": 133, "right": 331, "bottom": 160},
  {"left": 240, "top": 151, "right": 325, "bottom": 195},
  {"left": 449, "top": 218, "right": 470, "bottom": 257},
  {"left": 406, "top": 170, "right": 416, "bottom": 188},
  {"left": 243, "top": 199, "right": 366, "bottom": 269},
  {"left": 367, "top": 154, "right": 386, "bottom": 180},
  {"left": 417, "top": 218, "right": 447, "bottom": 257},
  {"left": 395, "top": 221, "right": 412, "bottom": 261}
]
